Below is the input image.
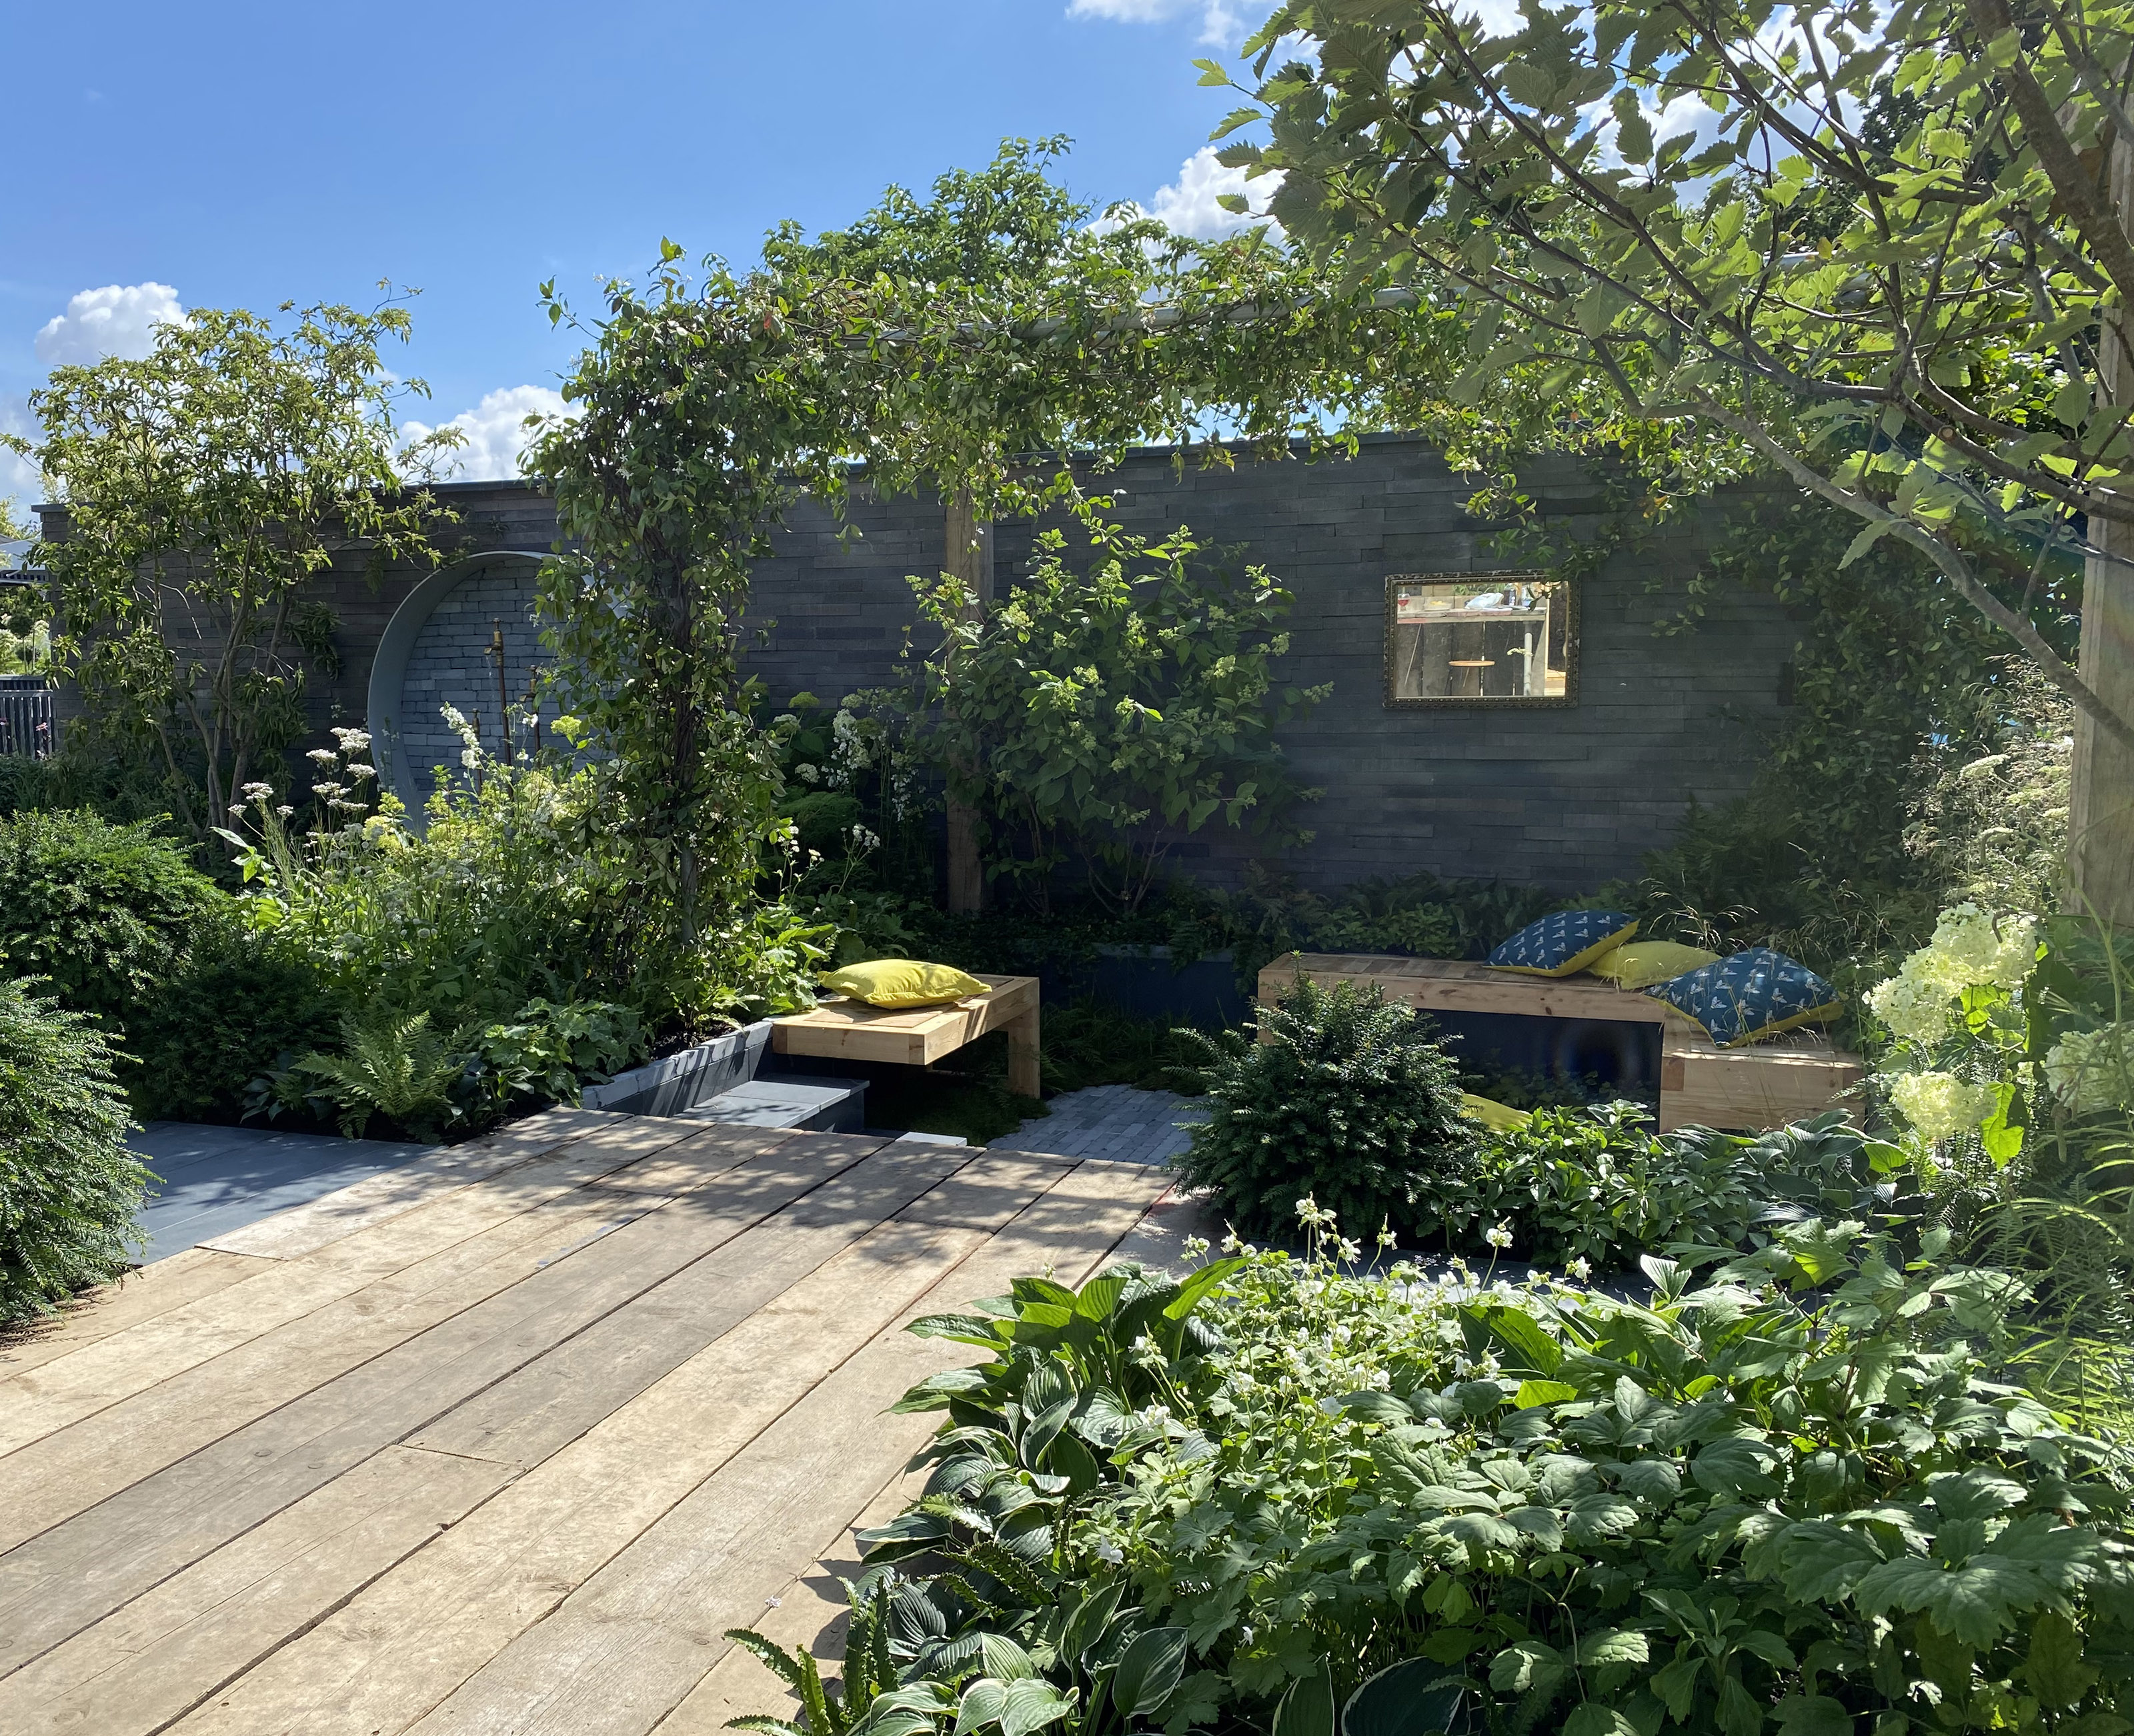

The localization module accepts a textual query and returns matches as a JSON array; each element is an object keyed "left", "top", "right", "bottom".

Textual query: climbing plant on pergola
[{"left": 523, "top": 140, "right": 1540, "bottom": 950}]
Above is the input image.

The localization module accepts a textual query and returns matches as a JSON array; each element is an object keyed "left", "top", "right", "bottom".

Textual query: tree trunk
[
  {"left": 943, "top": 486, "right": 993, "bottom": 915},
  {"left": 2070, "top": 138, "right": 2134, "bottom": 928}
]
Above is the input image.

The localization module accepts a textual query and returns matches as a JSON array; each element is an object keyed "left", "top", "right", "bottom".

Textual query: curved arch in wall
[{"left": 366, "top": 549, "right": 554, "bottom": 821}]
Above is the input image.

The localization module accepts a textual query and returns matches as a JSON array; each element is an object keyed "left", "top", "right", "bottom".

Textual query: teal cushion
[
  {"left": 1647, "top": 947, "right": 1841, "bottom": 1046},
  {"left": 1486, "top": 910, "right": 1638, "bottom": 976}
]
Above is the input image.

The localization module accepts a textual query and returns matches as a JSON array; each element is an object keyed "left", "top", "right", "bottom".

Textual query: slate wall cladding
[
  {"left": 41, "top": 439, "right": 1801, "bottom": 891},
  {"left": 740, "top": 438, "right": 1800, "bottom": 890},
  {"left": 396, "top": 565, "right": 556, "bottom": 800}
]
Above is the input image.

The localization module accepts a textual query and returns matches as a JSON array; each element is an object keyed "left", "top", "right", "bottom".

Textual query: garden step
[{"left": 676, "top": 1074, "right": 868, "bottom": 1134}]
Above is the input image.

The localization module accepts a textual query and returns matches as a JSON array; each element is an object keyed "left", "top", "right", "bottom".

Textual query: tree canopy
[
  {"left": 22, "top": 301, "right": 457, "bottom": 841},
  {"left": 1210, "top": 0, "right": 2133, "bottom": 755}
]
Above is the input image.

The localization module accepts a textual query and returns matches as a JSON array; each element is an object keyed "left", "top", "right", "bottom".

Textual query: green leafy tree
[
  {"left": 526, "top": 140, "right": 1492, "bottom": 942},
  {"left": 1213, "top": 0, "right": 2134, "bottom": 918},
  {"left": 893, "top": 524, "right": 1330, "bottom": 912},
  {"left": 22, "top": 300, "right": 457, "bottom": 842}
]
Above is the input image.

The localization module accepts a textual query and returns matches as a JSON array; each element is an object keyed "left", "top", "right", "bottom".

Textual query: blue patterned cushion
[
  {"left": 1486, "top": 910, "right": 1639, "bottom": 976},
  {"left": 1646, "top": 947, "right": 1841, "bottom": 1046}
]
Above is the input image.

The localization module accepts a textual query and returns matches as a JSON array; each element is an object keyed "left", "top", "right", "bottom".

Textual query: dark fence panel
[{"left": 0, "top": 677, "right": 53, "bottom": 759}]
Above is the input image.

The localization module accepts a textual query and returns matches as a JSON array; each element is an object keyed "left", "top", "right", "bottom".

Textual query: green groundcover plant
[
  {"left": 0, "top": 979, "right": 146, "bottom": 1322},
  {"left": 734, "top": 1214, "right": 2134, "bottom": 1736}
]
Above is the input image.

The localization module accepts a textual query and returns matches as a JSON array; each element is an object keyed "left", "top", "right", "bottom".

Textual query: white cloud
[
  {"left": 33, "top": 281, "right": 185, "bottom": 366},
  {"left": 400, "top": 385, "right": 576, "bottom": 482},
  {"left": 1106, "top": 146, "right": 1283, "bottom": 241},
  {"left": 1066, "top": 0, "right": 1248, "bottom": 47}
]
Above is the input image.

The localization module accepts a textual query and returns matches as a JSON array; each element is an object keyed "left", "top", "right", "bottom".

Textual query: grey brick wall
[{"left": 43, "top": 438, "right": 1802, "bottom": 892}]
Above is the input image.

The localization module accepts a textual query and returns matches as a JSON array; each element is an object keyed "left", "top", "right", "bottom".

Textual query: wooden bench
[
  {"left": 1258, "top": 952, "right": 1864, "bottom": 1134},
  {"left": 771, "top": 973, "right": 1042, "bottom": 1097}
]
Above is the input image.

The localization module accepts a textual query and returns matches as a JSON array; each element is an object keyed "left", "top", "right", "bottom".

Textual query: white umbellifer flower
[
  {"left": 1867, "top": 967, "right": 1953, "bottom": 1045},
  {"left": 1888, "top": 1070, "right": 1999, "bottom": 1141},
  {"left": 2045, "top": 1026, "right": 2134, "bottom": 1116},
  {"left": 312, "top": 782, "right": 343, "bottom": 800},
  {"left": 850, "top": 824, "right": 881, "bottom": 851},
  {"left": 275, "top": 804, "right": 294, "bottom": 818},
  {"left": 330, "top": 727, "right": 371, "bottom": 752},
  {"left": 346, "top": 762, "right": 376, "bottom": 782},
  {"left": 306, "top": 747, "right": 338, "bottom": 766},
  {"left": 1485, "top": 1223, "right": 1514, "bottom": 1250},
  {"left": 240, "top": 781, "right": 274, "bottom": 800}
]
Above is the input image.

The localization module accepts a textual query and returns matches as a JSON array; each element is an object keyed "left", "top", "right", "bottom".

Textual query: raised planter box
[{"left": 580, "top": 1018, "right": 776, "bottom": 1116}]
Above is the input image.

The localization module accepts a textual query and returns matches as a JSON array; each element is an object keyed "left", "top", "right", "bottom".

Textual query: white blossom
[
  {"left": 239, "top": 781, "right": 274, "bottom": 800},
  {"left": 1867, "top": 967, "right": 1954, "bottom": 1046},
  {"left": 330, "top": 727, "right": 371, "bottom": 752},
  {"left": 1485, "top": 1223, "right": 1514, "bottom": 1250},
  {"left": 1889, "top": 1070, "right": 1999, "bottom": 1141},
  {"left": 2045, "top": 1025, "right": 2134, "bottom": 1116}
]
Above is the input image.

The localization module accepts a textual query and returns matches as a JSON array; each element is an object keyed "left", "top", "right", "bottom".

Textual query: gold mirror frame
[{"left": 1382, "top": 572, "right": 1581, "bottom": 709}]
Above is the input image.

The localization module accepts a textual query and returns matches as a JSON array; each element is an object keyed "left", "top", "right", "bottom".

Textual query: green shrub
[
  {"left": 760, "top": 1218, "right": 2134, "bottom": 1736},
  {"left": 1174, "top": 976, "right": 1480, "bottom": 1241},
  {"left": 1455, "top": 1107, "right": 1904, "bottom": 1270},
  {"left": 0, "top": 979, "right": 147, "bottom": 1320},
  {"left": 0, "top": 809, "right": 225, "bottom": 1026},
  {"left": 124, "top": 925, "right": 341, "bottom": 1123}
]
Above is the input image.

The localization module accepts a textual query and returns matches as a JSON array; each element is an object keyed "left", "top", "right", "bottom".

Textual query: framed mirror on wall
[{"left": 1384, "top": 574, "right": 1578, "bottom": 707}]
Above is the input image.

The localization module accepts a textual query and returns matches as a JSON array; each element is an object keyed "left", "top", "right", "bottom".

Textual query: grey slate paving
[
  {"left": 986, "top": 1084, "right": 1206, "bottom": 1167},
  {"left": 128, "top": 1122, "right": 430, "bottom": 1264}
]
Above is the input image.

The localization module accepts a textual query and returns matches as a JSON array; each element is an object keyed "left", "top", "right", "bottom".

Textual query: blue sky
[{"left": 2, "top": 0, "right": 1268, "bottom": 513}]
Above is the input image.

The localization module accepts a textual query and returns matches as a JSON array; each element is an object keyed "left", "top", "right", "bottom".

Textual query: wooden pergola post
[{"left": 2071, "top": 139, "right": 2134, "bottom": 928}]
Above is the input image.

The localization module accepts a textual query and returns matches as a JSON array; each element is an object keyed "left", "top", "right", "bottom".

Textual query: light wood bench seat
[
  {"left": 1258, "top": 952, "right": 1863, "bottom": 1134},
  {"left": 772, "top": 972, "right": 1042, "bottom": 1097}
]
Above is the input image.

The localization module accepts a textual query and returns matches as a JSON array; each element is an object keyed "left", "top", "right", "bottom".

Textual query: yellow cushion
[
  {"left": 1588, "top": 940, "right": 1722, "bottom": 990},
  {"left": 1460, "top": 1092, "right": 1532, "bottom": 1132},
  {"left": 820, "top": 959, "right": 989, "bottom": 1009}
]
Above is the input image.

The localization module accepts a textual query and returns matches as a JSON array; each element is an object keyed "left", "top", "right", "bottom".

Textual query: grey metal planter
[{"left": 580, "top": 1018, "right": 777, "bottom": 1116}]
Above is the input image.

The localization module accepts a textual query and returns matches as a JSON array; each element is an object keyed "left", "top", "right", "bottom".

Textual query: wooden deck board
[
  {"left": 0, "top": 1130, "right": 887, "bottom": 1670},
  {"left": 0, "top": 1249, "right": 271, "bottom": 1381},
  {"left": 0, "top": 1117, "right": 1182, "bottom": 1736}
]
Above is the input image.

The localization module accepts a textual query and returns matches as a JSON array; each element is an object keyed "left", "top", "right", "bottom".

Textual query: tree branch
[{"left": 1696, "top": 396, "right": 2134, "bottom": 756}]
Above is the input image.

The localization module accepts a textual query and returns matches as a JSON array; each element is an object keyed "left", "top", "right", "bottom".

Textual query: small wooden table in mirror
[{"left": 1384, "top": 574, "right": 1578, "bottom": 707}]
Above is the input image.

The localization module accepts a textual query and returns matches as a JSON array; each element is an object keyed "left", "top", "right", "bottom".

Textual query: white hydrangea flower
[
  {"left": 1889, "top": 1070, "right": 1999, "bottom": 1141},
  {"left": 2045, "top": 1026, "right": 2134, "bottom": 1116},
  {"left": 794, "top": 763, "right": 820, "bottom": 785},
  {"left": 1913, "top": 904, "right": 2039, "bottom": 994},
  {"left": 1867, "top": 967, "right": 1954, "bottom": 1045}
]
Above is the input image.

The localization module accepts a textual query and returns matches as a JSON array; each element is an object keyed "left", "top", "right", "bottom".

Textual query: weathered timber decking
[{"left": 0, "top": 1106, "right": 1173, "bottom": 1736}]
